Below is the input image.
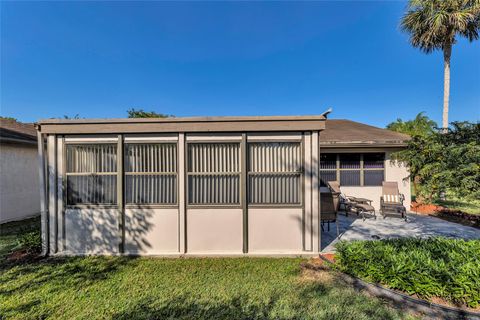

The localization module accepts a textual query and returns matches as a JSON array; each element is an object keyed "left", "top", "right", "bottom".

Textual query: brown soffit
[{"left": 36, "top": 115, "right": 326, "bottom": 134}]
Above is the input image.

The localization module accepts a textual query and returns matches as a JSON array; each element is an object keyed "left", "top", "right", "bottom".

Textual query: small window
[
  {"left": 320, "top": 154, "right": 336, "bottom": 170},
  {"left": 248, "top": 142, "right": 302, "bottom": 205},
  {"left": 339, "top": 154, "right": 361, "bottom": 186},
  {"left": 320, "top": 170, "right": 337, "bottom": 187},
  {"left": 363, "top": 153, "right": 385, "bottom": 186},
  {"left": 187, "top": 143, "right": 240, "bottom": 205},
  {"left": 125, "top": 143, "right": 177, "bottom": 205},
  {"left": 320, "top": 153, "right": 385, "bottom": 187},
  {"left": 320, "top": 153, "right": 337, "bottom": 186},
  {"left": 66, "top": 144, "right": 117, "bottom": 205}
]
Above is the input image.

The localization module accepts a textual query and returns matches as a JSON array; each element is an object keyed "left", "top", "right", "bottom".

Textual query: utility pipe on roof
[{"left": 320, "top": 107, "right": 333, "bottom": 119}]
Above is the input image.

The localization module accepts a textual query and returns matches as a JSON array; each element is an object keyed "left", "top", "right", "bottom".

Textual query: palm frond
[{"left": 401, "top": 0, "right": 480, "bottom": 53}]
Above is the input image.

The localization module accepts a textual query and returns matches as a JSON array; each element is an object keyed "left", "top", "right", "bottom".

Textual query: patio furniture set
[{"left": 320, "top": 181, "right": 408, "bottom": 236}]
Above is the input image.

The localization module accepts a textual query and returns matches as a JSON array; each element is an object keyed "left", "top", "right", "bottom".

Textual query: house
[
  {"left": 35, "top": 115, "right": 410, "bottom": 256},
  {"left": 0, "top": 119, "right": 41, "bottom": 223}
]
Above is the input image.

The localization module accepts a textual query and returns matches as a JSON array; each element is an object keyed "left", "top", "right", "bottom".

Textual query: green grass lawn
[
  {"left": 0, "top": 220, "right": 415, "bottom": 320},
  {"left": 0, "top": 217, "right": 40, "bottom": 258},
  {"left": 434, "top": 197, "right": 480, "bottom": 215}
]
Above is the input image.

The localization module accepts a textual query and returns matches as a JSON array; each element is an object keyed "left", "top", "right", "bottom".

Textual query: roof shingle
[
  {"left": 0, "top": 119, "right": 37, "bottom": 144},
  {"left": 321, "top": 119, "right": 410, "bottom": 147}
]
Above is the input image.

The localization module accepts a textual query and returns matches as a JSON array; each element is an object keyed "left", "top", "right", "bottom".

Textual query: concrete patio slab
[{"left": 321, "top": 212, "right": 480, "bottom": 252}]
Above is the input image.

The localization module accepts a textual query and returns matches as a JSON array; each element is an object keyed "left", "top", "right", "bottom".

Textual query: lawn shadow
[{"left": 0, "top": 255, "right": 139, "bottom": 316}]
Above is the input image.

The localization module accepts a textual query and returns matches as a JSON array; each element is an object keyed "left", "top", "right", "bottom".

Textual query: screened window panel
[
  {"left": 364, "top": 170, "right": 384, "bottom": 186},
  {"left": 66, "top": 144, "right": 117, "bottom": 173},
  {"left": 188, "top": 143, "right": 240, "bottom": 173},
  {"left": 248, "top": 142, "right": 302, "bottom": 205},
  {"left": 364, "top": 153, "right": 385, "bottom": 169},
  {"left": 125, "top": 175, "right": 177, "bottom": 204},
  {"left": 187, "top": 143, "right": 240, "bottom": 205},
  {"left": 248, "top": 142, "right": 302, "bottom": 173},
  {"left": 188, "top": 174, "right": 240, "bottom": 204},
  {"left": 320, "top": 170, "right": 337, "bottom": 187},
  {"left": 66, "top": 144, "right": 118, "bottom": 205},
  {"left": 67, "top": 175, "right": 117, "bottom": 205},
  {"left": 320, "top": 154, "right": 336, "bottom": 170},
  {"left": 248, "top": 173, "right": 300, "bottom": 204},
  {"left": 339, "top": 154, "right": 360, "bottom": 169},
  {"left": 125, "top": 143, "right": 177, "bottom": 205},
  {"left": 340, "top": 170, "right": 361, "bottom": 186},
  {"left": 125, "top": 143, "right": 177, "bottom": 173}
]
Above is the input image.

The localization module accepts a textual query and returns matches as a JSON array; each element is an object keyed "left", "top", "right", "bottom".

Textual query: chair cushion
[
  {"left": 355, "top": 203, "right": 375, "bottom": 212},
  {"left": 383, "top": 194, "right": 400, "bottom": 203}
]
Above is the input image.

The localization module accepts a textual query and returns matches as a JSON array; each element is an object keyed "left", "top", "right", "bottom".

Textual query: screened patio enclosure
[{"left": 36, "top": 115, "right": 326, "bottom": 255}]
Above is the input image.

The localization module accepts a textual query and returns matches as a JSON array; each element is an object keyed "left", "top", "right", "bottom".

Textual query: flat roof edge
[
  {"left": 37, "top": 116, "right": 326, "bottom": 134},
  {"left": 37, "top": 114, "right": 326, "bottom": 125}
]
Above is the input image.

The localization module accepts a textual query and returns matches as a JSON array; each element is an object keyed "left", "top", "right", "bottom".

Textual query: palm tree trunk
[{"left": 442, "top": 44, "right": 452, "bottom": 132}]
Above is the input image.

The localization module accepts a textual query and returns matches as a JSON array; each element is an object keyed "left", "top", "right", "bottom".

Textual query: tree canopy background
[{"left": 388, "top": 113, "right": 479, "bottom": 202}]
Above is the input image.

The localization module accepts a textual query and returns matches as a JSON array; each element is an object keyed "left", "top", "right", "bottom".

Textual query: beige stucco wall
[
  {"left": 186, "top": 208, "right": 243, "bottom": 254},
  {"left": 65, "top": 208, "right": 120, "bottom": 254},
  {"left": 0, "top": 143, "right": 40, "bottom": 223},
  {"left": 385, "top": 153, "right": 411, "bottom": 210},
  {"left": 124, "top": 208, "right": 179, "bottom": 254},
  {"left": 248, "top": 208, "right": 303, "bottom": 253}
]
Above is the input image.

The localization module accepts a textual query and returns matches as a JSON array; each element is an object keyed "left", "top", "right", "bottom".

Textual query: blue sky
[{"left": 1, "top": 1, "right": 479, "bottom": 127}]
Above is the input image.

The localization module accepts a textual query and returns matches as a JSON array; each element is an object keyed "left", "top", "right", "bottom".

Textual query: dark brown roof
[
  {"left": 0, "top": 119, "right": 37, "bottom": 144},
  {"left": 320, "top": 119, "right": 410, "bottom": 147}
]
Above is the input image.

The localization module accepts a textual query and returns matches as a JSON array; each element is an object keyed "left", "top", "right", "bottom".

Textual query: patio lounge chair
[
  {"left": 320, "top": 182, "right": 341, "bottom": 237},
  {"left": 327, "top": 181, "right": 375, "bottom": 221},
  {"left": 380, "top": 181, "right": 407, "bottom": 221}
]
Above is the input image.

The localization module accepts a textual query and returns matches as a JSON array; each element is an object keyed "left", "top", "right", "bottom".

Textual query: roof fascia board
[
  {"left": 37, "top": 118, "right": 326, "bottom": 134},
  {"left": 0, "top": 137, "right": 37, "bottom": 145}
]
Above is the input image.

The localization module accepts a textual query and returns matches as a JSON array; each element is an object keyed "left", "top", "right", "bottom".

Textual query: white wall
[
  {"left": 124, "top": 208, "right": 179, "bottom": 254},
  {"left": 0, "top": 143, "right": 40, "bottom": 223},
  {"left": 248, "top": 208, "right": 303, "bottom": 253},
  {"left": 186, "top": 208, "right": 243, "bottom": 254},
  {"left": 385, "top": 152, "right": 411, "bottom": 210},
  {"left": 65, "top": 208, "right": 120, "bottom": 254}
]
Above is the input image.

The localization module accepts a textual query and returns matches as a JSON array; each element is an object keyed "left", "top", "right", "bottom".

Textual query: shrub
[
  {"left": 16, "top": 230, "right": 42, "bottom": 254},
  {"left": 335, "top": 237, "right": 480, "bottom": 308}
]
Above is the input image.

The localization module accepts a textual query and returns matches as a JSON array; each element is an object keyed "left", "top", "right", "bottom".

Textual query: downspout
[{"left": 36, "top": 125, "right": 49, "bottom": 256}]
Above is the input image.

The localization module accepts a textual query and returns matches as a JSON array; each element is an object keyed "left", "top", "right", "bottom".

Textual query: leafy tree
[
  {"left": 401, "top": 0, "right": 480, "bottom": 130},
  {"left": 63, "top": 114, "right": 81, "bottom": 119},
  {"left": 393, "top": 121, "right": 480, "bottom": 202},
  {"left": 386, "top": 112, "right": 437, "bottom": 136},
  {"left": 127, "top": 108, "right": 173, "bottom": 118}
]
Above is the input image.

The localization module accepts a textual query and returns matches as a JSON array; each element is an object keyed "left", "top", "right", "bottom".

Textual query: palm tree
[
  {"left": 386, "top": 111, "right": 437, "bottom": 136},
  {"left": 401, "top": 0, "right": 480, "bottom": 131}
]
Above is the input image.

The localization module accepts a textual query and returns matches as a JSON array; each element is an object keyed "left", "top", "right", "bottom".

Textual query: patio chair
[
  {"left": 320, "top": 182, "right": 341, "bottom": 237},
  {"left": 350, "top": 197, "right": 376, "bottom": 221},
  {"left": 380, "top": 181, "right": 407, "bottom": 221},
  {"left": 327, "top": 181, "right": 375, "bottom": 221}
]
